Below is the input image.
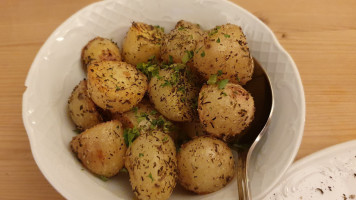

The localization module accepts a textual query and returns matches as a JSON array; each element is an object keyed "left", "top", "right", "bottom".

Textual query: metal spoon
[{"left": 232, "top": 58, "right": 274, "bottom": 200}]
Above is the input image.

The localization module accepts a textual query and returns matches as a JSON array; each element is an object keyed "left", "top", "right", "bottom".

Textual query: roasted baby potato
[
  {"left": 193, "top": 24, "right": 254, "bottom": 85},
  {"left": 122, "top": 22, "right": 164, "bottom": 66},
  {"left": 148, "top": 65, "right": 199, "bottom": 122},
  {"left": 160, "top": 20, "right": 204, "bottom": 66},
  {"left": 68, "top": 79, "right": 102, "bottom": 130},
  {"left": 111, "top": 99, "right": 178, "bottom": 140},
  {"left": 87, "top": 61, "right": 148, "bottom": 113},
  {"left": 70, "top": 120, "right": 126, "bottom": 177},
  {"left": 125, "top": 131, "right": 177, "bottom": 200},
  {"left": 177, "top": 136, "right": 235, "bottom": 194},
  {"left": 198, "top": 83, "right": 255, "bottom": 141},
  {"left": 81, "top": 37, "right": 122, "bottom": 69}
]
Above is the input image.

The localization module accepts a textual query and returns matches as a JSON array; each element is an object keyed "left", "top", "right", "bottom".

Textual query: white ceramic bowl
[{"left": 22, "top": 0, "right": 305, "bottom": 199}]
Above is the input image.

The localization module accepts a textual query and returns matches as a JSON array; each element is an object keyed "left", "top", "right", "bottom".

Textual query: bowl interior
[{"left": 22, "top": 0, "right": 305, "bottom": 199}]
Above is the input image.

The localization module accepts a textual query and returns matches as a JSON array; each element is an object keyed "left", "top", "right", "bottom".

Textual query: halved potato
[
  {"left": 81, "top": 37, "right": 122, "bottom": 69},
  {"left": 70, "top": 120, "right": 126, "bottom": 177},
  {"left": 87, "top": 61, "right": 148, "bottom": 113},
  {"left": 68, "top": 79, "right": 102, "bottom": 130},
  {"left": 122, "top": 22, "right": 164, "bottom": 66}
]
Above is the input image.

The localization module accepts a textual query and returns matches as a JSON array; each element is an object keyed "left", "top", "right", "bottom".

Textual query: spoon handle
[{"left": 237, "top": 150, "right": 251, "bottom": 200}]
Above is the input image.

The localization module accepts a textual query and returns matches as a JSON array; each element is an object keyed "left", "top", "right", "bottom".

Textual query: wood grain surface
[{"left": 0, "top": 0, "right": 355, "bottom": 199}]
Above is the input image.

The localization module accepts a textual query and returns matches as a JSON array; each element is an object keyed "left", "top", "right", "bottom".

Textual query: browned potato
[
  {"left": 70, "top": 120, "right": 126, "bottom": 178},
  {"left": 193, "top": 24, "right": 254, "bottom": 85},
  {"left": 81, "top": 37, "right": 122, "bottom": 69},
  {"left": 122, "top": 22, "right": 164, "bottom": 66},
  {"left": 111, "top": 99, "right": 178, "bottom": 140},
  {"left": 198, "top": 83, "right": 255, "bottom": 141},
  {"left": 177, "top": 136, "right": 235, "bottom": 194},
  {"left": 68, "top": 79, "right": 102, "bottom": 130},
  {"left": 87, "top": 61, "right": 147, "bottom": 113},
  {"left": 160, "top": 20, "right": 204, "bottom": 66},
  {"left": 148, "top": 65, "right": 199, "bottom": 122},
  {"left": 125, "top": 131, "right": 177, "bottom": 200}
]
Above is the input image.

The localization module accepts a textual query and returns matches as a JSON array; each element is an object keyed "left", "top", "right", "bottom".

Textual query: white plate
[
  {"left": 264, "top": 140, "right": 356, "bottom": 199},
  {"left": 22, "top": 0, "right": 305, "bottom": 199}
]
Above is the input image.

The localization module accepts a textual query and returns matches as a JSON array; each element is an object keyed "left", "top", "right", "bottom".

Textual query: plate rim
[{"left": 22, "top": 0, "right": 306, "bottom": 199}]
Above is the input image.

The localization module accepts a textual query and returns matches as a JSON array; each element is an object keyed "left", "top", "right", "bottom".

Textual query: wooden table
[{"left": 1, "top": 0, "right": 355, "bottom": 199}]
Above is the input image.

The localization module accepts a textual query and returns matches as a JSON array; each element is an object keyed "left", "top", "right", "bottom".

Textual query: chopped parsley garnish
[
  {"left": 224, "top": 34, "right": 231, "bottom": 38},
  {"left": 119, "top": 168, "right": 128, "bottom": 173},
  {"left": 150, "top": 110, "right": 158, "bottom": 115},
  {"left": 148, "top": 173, "right": 154, "bottom": 182},
  {"left": 161, "top": 80, "right": 172, "bottom": 87},
  {"left": 182, "top": 50, "right": 194, "bottom": 64},
  {"left": 162, "top": 136, "right": 168, "bottom": 143},
  {"left": 178, "top": 26, "right": 185, "bottom": 30},
  {"left": 123, "top": 127, "right": 140, "bottom": 146},
  {"left": 207, "top": 74, "right": 217, "bottom": 85},
  {"left": 168, "top": 55, "right": 173, "bottom": 64},
  {"left": 136, "top": 62, "right": 160, "bottom": 80},
  {"left": 221, "top": 91, "right": 228, "bottom": 96},
  {"left": 216, "top": 38, "right": 220, "bottom": 43},
  {"left": 200, "top": 51, "right": 205, "bottom": 57},
  {"left": 73, "top": 129, "right": 82, "bottom": 134},
  {"left": 217, "top": 70, "right": 223, "bottom": 76},
  {"left": 236, "top": 76, "right": 240, "bottom": 82},
  {"left": 208, "top": 29, "right": 218, "bottom": 36},
  {"left": 139, "top": 153, "right": 144, "bottom": 157},
  {"left": 216, "top": 26, "right": 221, "bottom": 30},
  {"left": 218, "top": 79, "right": 229, "bottom": 89},
  {"left": 116, "top": 85, "right": 121, "bottom": 91},
  {"left": 131, "top": 106, "right": 138, "bottom": 114},
  {"left": 154, "top": 25, "right": 164, "bottom": 32},
  {"left": 137, "top": 112, "right": 149, "bottom": 123},
  {"left": 195, "top": 46, "right": 203, "bottom": 53},
  {"left": 99, "top": 175, "right": 109, "bottom": 182}
]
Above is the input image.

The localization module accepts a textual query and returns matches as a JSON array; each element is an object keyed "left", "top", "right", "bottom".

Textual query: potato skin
[
  {"left": 148, "top": 66, "right": 199, "bottom": 122},
  {"left": 81, "top": 37, "right": 122, "bottom": 68},
  {"left": 70, "top": 120, "right": 126, "bottom": 177},
  {"left": 87, "top": 61, "right": 148, "bottom": 113},
  {"left": 68, "top": 79, "right": 102, "bottom": 130},
  {"left": 125, "top": 131, "right": 177, "bottom": 200},
  {"left": 193, "top": 24, "right": 254, "bottom": 85},
  {"left": 160, "top": 20, "right": 204, "bottom": 65},
  {"left": 177, "top": 136, "right": 235, "bottom": 194},
  {"left": 198, "top": 83, "right": 255, "bottom": 141},
  {"left": 122, "top": 22, "right": 164, "bottom": 66},
  {"left": 111, "top": 99, "right": 178, "bottom": 141}
]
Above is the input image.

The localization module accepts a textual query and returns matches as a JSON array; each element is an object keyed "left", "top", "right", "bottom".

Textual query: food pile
[{"left": 68, "top": 20, "right": 255, "bottom": 200}]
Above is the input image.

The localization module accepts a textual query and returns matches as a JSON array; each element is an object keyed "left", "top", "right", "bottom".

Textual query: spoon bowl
[{"left": 232, "top": 58, "right": 274, "bottom": 200}]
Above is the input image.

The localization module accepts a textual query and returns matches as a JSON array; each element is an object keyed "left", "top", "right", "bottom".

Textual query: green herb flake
[
  {"left": 216, "top": 26, "right": 221, "bottom": 30},
  {"left": 224, "top": 34, "right": 231, "bottom": 38},
  {"left": 154, "top": 25, "right": 164, "bottom": 32},
  {"left": 182, "top": 50, "right": 194, "bottom": 64},
  {"left": 73, "top": 129, "right": 82, "bottom": 134},
  {"left": 207, "top": 74, "right": 217, "bottom": 85},
  {"left": 162, "top": 136, "right": 168, "bottom": 143},
  {"left": 208, "top": 29, "right": 218, "bottom": 36},
  {"left": 161, "top": 80, "right": 172, "bottom": 87},
  {"left": 178, "top": 26, "right": 185, "bottom": 30},
  {"left": 139, "top": 153, "right": 144, "bottom": 157},
  {"left": 200, "top": 51, "right": 205, "bottom": 57},
  {"left": 119, "top": 168, "right": 128, "bottom": 173},
  {"left": 116, "top": 85, "right": 121, "bottom": 91},
  {"left": 148, "top": 173, "right": 154, "bottom": 182},
  {"left": 236, "top": 76, "right": 240, "bottom": 82},
  {"left": 99, "top": 175, "right": 109, "bottom": 182},
  {"left": 221, "top": 91, "right": 228, "bottom": 96},
  {"left": 131, "top": 106, "right": 138, "bottom": 114},
  {"left": 150, "top": 110, "right": 158, "bottom": 115},
  {"left": 218, "top": 79, "right": 229, "bottom": 89},
  {"left": 217, "top": 70, "right": 223, "bottom": 76},
  {"left": 168, "top": 55, "right": 173, "bottom": 64},
  {"left": 123, "top": 127, "right": 140, "bottom": 146},
  {"left": 216, "top": 38, "right": 220, "bottom": 43}
]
